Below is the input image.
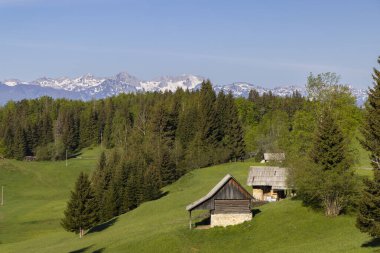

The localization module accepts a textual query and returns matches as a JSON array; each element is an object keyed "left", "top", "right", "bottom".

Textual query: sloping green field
[{"left": 0, "top": 147, "right": 377, "bottom": 253}]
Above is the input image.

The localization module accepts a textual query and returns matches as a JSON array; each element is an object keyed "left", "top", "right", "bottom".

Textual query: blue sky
[{"left": 0, "top": 0, "right": 379, "bottom": 88}]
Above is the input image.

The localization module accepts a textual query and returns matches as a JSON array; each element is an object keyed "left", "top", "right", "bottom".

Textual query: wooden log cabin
[
  {"left": 186, "top": 174, "right": 254, "bottom": 228},
  {"left": 247, "top": 166, "right": 289, "bottom": 202}
]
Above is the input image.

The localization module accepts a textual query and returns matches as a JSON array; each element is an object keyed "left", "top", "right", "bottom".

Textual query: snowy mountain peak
[
  {"left": 139, "top": 74, "right": 205, "bottom": 92},
  {"left": 0, "top": 72, "right": 368, "bottom": 106},
  {"left": 33, "top": 74, "right": 105, "bottom": 91},
  {"left": 4, "top": 79, "right": 22, "bottom": 87},
  {"left": 114, "top": 72, "right": 140, "bottom": 85}
]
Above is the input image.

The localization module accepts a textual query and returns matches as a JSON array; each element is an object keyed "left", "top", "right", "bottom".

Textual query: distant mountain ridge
[{"left": 0, "top": 72, "right": 368, "bottom": 106}]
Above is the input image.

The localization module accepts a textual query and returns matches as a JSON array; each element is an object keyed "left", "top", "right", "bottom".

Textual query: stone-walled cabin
[
  {"left": 247, "top": 166, "right": 289, "bottom": 202},
  {"left": 186, "top": 174, "right": 254, "bottom": 228}
]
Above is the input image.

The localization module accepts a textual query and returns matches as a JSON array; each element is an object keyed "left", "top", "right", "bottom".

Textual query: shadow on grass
[
  {"left": 153, "top": 190, "right": 169, "bottom": 200},
  {"left": 252, "top": 209, "right": 261, "bottom": 217},
  {"left": 68, "top": 245, "right": 93, "bottom": 253},
  {"left": 87, "top": 218, "right": 118, "bottom": 234},
  {"left": 92, "top": 248, "right": 106, "bottom": 253},
  {"left": 362, "top": 237, "right": 380, "bottom": 248}
]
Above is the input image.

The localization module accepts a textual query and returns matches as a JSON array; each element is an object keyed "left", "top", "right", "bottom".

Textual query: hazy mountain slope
[{"left": 0, "top": 82, "right": 84, "bottom": 102}]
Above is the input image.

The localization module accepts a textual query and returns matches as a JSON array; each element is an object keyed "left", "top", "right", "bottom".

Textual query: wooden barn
[
  {"left": 263, "top": 153, "right": 285, "bottom": 163},
  {"left": 247, "top": 166, "right": 289, "bottom": 202},
  {"left": 186, "top": 174, "right": 254, "bottom": 228}
]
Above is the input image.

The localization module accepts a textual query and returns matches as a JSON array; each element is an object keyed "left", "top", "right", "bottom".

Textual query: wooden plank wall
[{"left": 214, "top": 199, "right": 251, "bottom": 214}]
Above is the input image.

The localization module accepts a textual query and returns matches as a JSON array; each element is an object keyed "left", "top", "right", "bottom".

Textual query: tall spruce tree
[
  {"left": 198, "top": 80, "right": 217, "bottom": 144},
  {"left": 193, "top": 80, "right": 218, "bottom": 166},
  {"left": 224, "top": 93, "right": 246, "bottom": 161},
  {"left": 143, "top": 165, "right": 162, "bottom": 201},
  {"left": 160, "top": 148, "right": 176, "bottom": 186},
  {"left": 357, "top": 57, "right": 380, "bottom": 237},
  {"left": 61, "top": 172, "right": 99, "bottom": 238},
  {"left": 295, "top": 107, "right": 357, "bottom": 216},
  {"left": 91, "top": 151, "right": 108, "bottom": 221},
  {"left": 310, "top": 108, "right": 349, "bottom": 172},
  {"left": 102, "top": 183, "right": 119, "bottom": 221},
  {"left": 13, "top": 127, "right": 27, "bottom": 160}
]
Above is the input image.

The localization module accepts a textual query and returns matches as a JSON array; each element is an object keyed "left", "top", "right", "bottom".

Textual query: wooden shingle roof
[
  {"left": 247, "top": 166, "right": 288, "bottom": 190},
  {"left": 264, "top": 153, "right": 285, "bottom": 161}
]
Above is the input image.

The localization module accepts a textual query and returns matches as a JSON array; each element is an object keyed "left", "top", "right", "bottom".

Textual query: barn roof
[
  {"left": 247, "top": 166, "right": 288, "bottom": 190},
  {"left": 264, "top": 153, "right": 285, "bottom": 161},
  {"left": 186, "top": 174, "right": 253, "bottom": 211}
]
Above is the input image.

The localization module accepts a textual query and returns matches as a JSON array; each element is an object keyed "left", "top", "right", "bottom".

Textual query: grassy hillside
[
  {"left": 0, "top": 147, "right": 99, "bottom": 244},
  {"left": 0, "top": 147, "right": 378, "bottom": 253}
]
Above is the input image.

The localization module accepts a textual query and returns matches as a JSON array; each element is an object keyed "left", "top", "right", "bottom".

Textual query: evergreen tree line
[
  {"left": 1, "top": 81, "right": 247, "bottom": 235},
  {"left": 0, "top": 81, "right": 245, "bottom": 166},
  {"left": 85, "top": 82, "right": 247, "bottom": 223}
]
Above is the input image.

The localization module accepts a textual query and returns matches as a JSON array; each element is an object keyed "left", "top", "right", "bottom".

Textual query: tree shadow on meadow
[
  {"left": 87, "top": 217, "right": 118, "bottom": 234},
  {"left": 155, "top": 190, "right": 169, "bottom": 200},
  {"left": 92, "top": 248, "right": 105, "bottom": 253},
  {"left": 361, "top": 237, "right": 380, "bottom": 248},
  {"left": 68, "top": 245, "right": 93, "bottom": 253},
  {"left": 68, "top": 245, "right": 106, "bottom": 253}
]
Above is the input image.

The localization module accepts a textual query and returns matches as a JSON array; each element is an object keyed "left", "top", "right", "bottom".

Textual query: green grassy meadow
[{"left": 0, "top": 147, "right": 378, "bottom": 253}]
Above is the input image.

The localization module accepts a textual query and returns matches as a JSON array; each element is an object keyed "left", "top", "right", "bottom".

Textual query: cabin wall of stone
[{"left": 210, "top": 213, "right": 252, "bottom": 227}]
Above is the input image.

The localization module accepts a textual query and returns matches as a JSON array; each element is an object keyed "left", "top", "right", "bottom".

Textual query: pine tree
[
  {"left": 13, "top": 127, "right": 27, "bottom": 160},
  {"left": 194, "top": 80, "right": 218, "bottom": 165},
  {"left": 125, "top": 171, "right": 139, "bottom": 210},
  {"left": 214, "top": 91, "right": 227, "bottom": 143},
  {"left": 114, "top": 158, "right": 131, "bottom": 214},
  {"left": 176, "top": 104, "right": 197, "bottom": 150},
  {"left": 40, "top": 110, "right": 53, "bottom": 145},
  {"left": 28, "top": 123, "right": 40, "bottom": 155},
  {"left": 102, "top": 183, "right": 119, "bottom": 221},
  {"left": 80, "top": 106, "right": 99, "bottom": 147},
  {"left": 248, "top": 89, "right": 260, "bottom": 103},
  {"left": 357, "top": 177, "right": 380, "bottom": 237},
  {"left": 143, "top": 165, "right": 162, "bottom": 201},
  {"left": 310, "top": 107, "right": 349, "bottom": 172},
  {"left": 305, "top": 107, "right": 356, "bottom": 216},
  {"left": 357, "top": 57, "right": 380, "bottom": 236},
  {"left": 3, "top": 125, "right": 14, "bottom": 158},
  {"left": 91, "top": 151, "right": 107, "bottom": 220},
  {"left": 198, "top": 80, "right": 217, "bottom": 144},
  {"left": 224, "top": 93, "right": 246, "bottom": 161},
  {"left": 160, "top": 149, "right": 176, "bottom": 186},
  {"left": 61, "top": 172, "right": 99, "bottom": 238}
]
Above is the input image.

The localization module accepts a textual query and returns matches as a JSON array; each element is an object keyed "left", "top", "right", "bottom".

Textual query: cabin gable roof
[{"left": 186, "top": 174, "right": 253, "bottom": 212}]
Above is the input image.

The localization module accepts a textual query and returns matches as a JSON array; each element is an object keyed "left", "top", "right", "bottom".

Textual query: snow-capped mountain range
[{"left": 0, "top": 72, "right": 368, "bottom": 106}]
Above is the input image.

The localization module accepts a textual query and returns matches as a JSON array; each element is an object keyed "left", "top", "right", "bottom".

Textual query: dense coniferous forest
[{"left": 0, "top": 75, "right": 363, "bottom": 225}]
